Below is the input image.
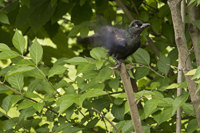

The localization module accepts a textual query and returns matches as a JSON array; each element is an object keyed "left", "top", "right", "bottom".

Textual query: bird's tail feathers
[{"left": 77, "top": 37, "right": 91, "bottom": 45}]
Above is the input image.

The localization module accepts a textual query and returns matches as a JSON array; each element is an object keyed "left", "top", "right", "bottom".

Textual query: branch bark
[
  {"left": 119, "top": 62, "right": 144, "bottom": 133},
  {"left": 168, "top": 0, "right": 200, "bottom": 128},
  {"left": 176, "top": 1, "right": 185, "bottom": 132},
  {"left": 187, "top": 0, "right": 200, "bottom": 66}
]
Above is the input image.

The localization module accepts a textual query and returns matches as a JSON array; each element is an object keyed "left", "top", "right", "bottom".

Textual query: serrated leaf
[
  {"left": 1, "top": 95, "right": 12, "bottom": 112},
  {"left": 0, "top": 43, "right": 10, "bottom": 51},
  {"left": 0, "top": 13, "right": 9, "bottom": 24},
  {"left": 157, "top": 53, "right": 170, "bottom": 75},
  {"left": 7, "top": 73, "right": 24, "bottom": 91},
  {"left": 48, "top": 65, "right": 67, "bottom": 78},
  {"left": 12, "top": 29, "right": 26, "bottom": 54},
  {"left": 5, "top": 65, "right": 35, "bottom": 79},
  {"left": 3, "top": 119, "right": 15, "bottom": 130},
  {"left": 0, "top": 50, "right": 20, "bottom": 59},
  {"left": 172, "top": 93, "right": 189, "bottom": 114},
  {"left": 30, "top": 39, "right": 43, "bottom": 65},
  {"left": 122, "top": 120, "right": 134, "bottom": 133},
  {"left": 144, "top": 98, "right": 159, "bottom": 118},
  {"left": 133, "top": 48, "right": 150, "bottom": 65},
  {"left": 66, "top": 57, "right": 88, "bottom": 65},
  {"left": 192, "top": 66, "right": 200, "bottom": 79}
]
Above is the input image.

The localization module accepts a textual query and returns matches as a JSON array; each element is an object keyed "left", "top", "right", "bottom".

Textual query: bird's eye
[{"left": 135, "top": 24, "right": 138, "bottom": 28}]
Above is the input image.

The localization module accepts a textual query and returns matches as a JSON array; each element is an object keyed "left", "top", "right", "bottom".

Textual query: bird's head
[{"left": 128, "top": 20, "right": 150, "bottom": 37}]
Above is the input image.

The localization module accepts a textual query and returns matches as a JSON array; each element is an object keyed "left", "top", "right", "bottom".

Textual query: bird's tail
[{"left": 76, "top": 37, "right": 91, "bottom": 45}]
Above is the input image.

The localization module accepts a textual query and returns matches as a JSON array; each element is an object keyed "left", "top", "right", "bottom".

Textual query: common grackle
[{"left": 77, "top": 20, "right": 150, "bottom": 61}]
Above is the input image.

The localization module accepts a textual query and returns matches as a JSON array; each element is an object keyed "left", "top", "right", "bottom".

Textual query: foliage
[{"left": 0, "top": 0, "right": 200, "bottom": 132}]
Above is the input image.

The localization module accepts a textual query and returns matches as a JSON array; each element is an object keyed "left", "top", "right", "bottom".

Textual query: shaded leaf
[
  {"left": 7, "top": 73, "right": 24, "bottom": 91},
  {"left": 0, "top": 13, "right": 9, "bottom": 24},
  {"left": 12, "top": 29, "right": 26, "bottom": 54},
  {"left": 48, "top": 65, "right": 67, "bottom": 78},
  {"left": 133, "top": 48, "right": 150, "bottom": 65}
]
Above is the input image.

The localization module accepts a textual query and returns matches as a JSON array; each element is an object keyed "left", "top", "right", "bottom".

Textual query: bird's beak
[{"left": 141, "top": 23, "right": 150, "bottom": 28}]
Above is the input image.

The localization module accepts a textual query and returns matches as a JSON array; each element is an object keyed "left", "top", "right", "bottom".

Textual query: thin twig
[
  {"left": 91, "top": 107, "right": 120, "bottom": 133},
  {"left": 0, "top": 0, "right": 18, "bottom": 12},
  {"left": 136, "top": 89, "right": 145, "bottom": 102}
]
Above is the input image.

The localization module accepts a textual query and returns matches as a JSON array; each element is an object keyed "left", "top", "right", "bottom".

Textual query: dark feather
[{"left": 77, "top": 20, "right": 150, "bottom": 60}]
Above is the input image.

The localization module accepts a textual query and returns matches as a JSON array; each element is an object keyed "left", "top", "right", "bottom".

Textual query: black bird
[{"left": 77, "top": 20, "right": 150, "bottom": 61}]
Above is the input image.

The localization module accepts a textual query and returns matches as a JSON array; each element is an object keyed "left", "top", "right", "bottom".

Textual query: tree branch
[
  {"left": 168, "top": 0, "right": 200, "bottom": 128},
  {"left": 118, "top": 62, "right": 144, "bottom": 133}
]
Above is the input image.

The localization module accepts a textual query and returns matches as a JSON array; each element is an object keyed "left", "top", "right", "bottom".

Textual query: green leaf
[
  {"left": 108, "top": 78, "right": 119, "bottom": 91},
  {"left": 3, "top": 119, "right": 15, "bottom": 130},
  {"left": 25, "top": 92, "right": 42, "bottom": 99},
  {"left": 80, "top": 26, "right": 89, "bottom": 38},
  {"left": 18, "top": 100, "right": 34, "bottom": 110},
  {"left": 86, "top": 117, "right": 99, "bottom": 129},
  {"left": 80, "top": 89, "right": 107, "bottom": 101},
  {"left": 94, "top": 67, "right": 113, "bottom": 82},
  {"left": 187, "top": 119, "right": 198, "bottom": 133},
  {"left": 111, "top": 104, "right": 125, "bottom": 121},
  {"left": 150, "top": 82, "right": 160, "bottom": 89},
  {"left": 133, "top": 48, "right": 150, "bottom": 65},
  {"left": 11, "top": 95, "right": 22, "bottom": 105},
  {"left": 5, "top": 65, "right": 35, "bottom": 79},
  {"left": 152, "top": 19, "right": 162, "bottom": 34},
  {"left": 1, "top": 95, "right": 12, "bottom": 112},
  {"left": 30, "top": 39, "right": 43, "bottom": 65},
  {"left": 48, "top": 65, "right": 67, "bottom": 78},
  {"left": 135, "top": 67, "right": 150, "bottom": 80},
  {"left": 185, "top": 69, "right": 196, "bottom": 75},
  {"left": 114, "top": 121, "right": 126, "bottom": 133},
  {"left": 114, "top": 98, "right": 124, "bottom": 105},
  {"left": 29, "top": 1, "right": 56, "bottom": 32},
  {"left": 192, "top": 66, "right": 200, "bottom": 79},
  {"left": 66, "top": 57, "right": 88, "bottom": 65},
  {"left": 12, "top": 29, "right": 26, "bottom": 54},
  {"left": 182, "top": 103, "right": 195, "bottom": 116},
  {"left": 90, "top": 47, "right": 107, "bottom": 60},
  {"left": 96, "top": 60, "right": 104, "bottom": 69},
  {"left": 0, "top": 85, "right": 9, "bottom": 93},
  {"left": 172, "top": 93, "right": 189, "bottom": 114},
  {"left": 193, "top": 20, "right": 200, "bottom": 30},
  {"left": 71, "top": 2, "right": 92, "bottom": 25},
  {"left": 58, "top": 94, "right": 78, "bottom": 115},
  {"left": 79, "top": 0, "right": 86, "bottom": 6},
  {"left": 144, "top": 98, "right": 159, "bottom": 118},
  {"left": 159, "top": 107, "right": 173, "bottom": 125},
  {"left": 25, "top": 69, "right": 44, "bottom": 79},
  {"left": 0, "top": 0, "right": 5, "bottom": 7},
  {"left": 21, "top": 0, "right": 30, "bottom": 8},
  {"left": 0, "top": 50, "right": 20, "bottom": 59},
  {"left": 19, "top": 107, "right": 36, "bottom": 121},
  {"left": 7, "top": 73, "right": 24, "bottom": 91},
  {"left": 138, "top": 11, "right": 149, "bottom": 22},
  {"left": 122, "top": 120, "right": 134, "bottom": 133},
  {"left": 0, "top": 43, "right": 10, "bottom": 51},
  {"left": 157, "top": 53, "right": 170, "bottom": 75},
  {"left": 0, "top": 13, "right": 9, "bottom": 24},
  {"left": 33, "top": 103, "right": 43, "bottom": 112},
  {"left": 16, "top": 59, "right": 35, "bottom": 66}
]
